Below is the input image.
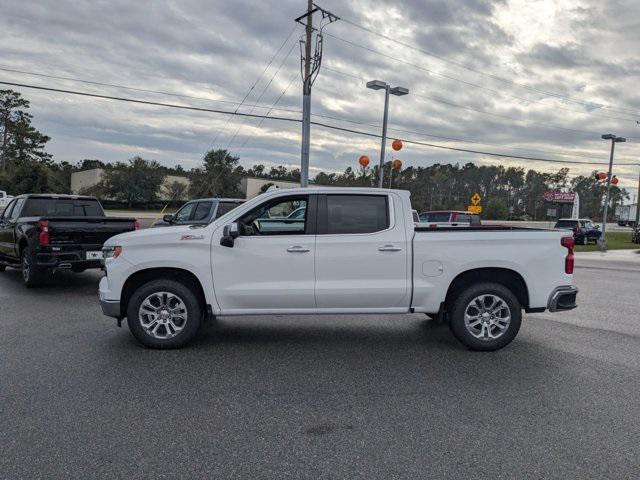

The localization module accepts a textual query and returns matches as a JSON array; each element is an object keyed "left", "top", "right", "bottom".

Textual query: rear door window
[
  {"left": 192, "top": 202, "right": 213, "bottom": 222},
  {"left": 323, "top": 195, "right": 389, "bottom": 234},
  {"left": 215, "top": 201, "right": 243, "bottom": 219}
]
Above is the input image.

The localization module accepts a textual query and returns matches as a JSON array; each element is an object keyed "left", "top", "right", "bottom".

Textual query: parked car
[
  {"left": 418, "top": 210, "right": 481, "bottom": 227},
  {"left": 412, "top": 209, "right": 420, "bottom": 227},
  {"left": 99, "top": 187, "right": 577, "bottom": 351},
  {"left": 554, "top": 218, "right": 600, "bottom": 245},
  {"left": 0, "top": 194, "right": 139, "bottom": 287},
  {"left": 0, "top": 190, "right": 13, "bottom": 212},
  {"left": 152, "top": 198, "right": 244, "bottom": 228}
]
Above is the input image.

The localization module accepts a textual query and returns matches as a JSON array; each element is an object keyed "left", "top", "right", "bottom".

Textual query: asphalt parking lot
[{"left": 2, "top": 254, "right": 640, "bottom": 479}]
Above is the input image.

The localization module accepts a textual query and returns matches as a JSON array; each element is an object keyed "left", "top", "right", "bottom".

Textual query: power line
[
  {"left": 339, "top": 15, "right": 640, "bottom": 118},
  {"left": 324, "top": 32, "right": 640, "bottom": 131},
  {"left": 6, "top": 62, "right": 637, "bottom": 158},
  {"left": 237, "top": 71, "right": 299, "bottom": 151},
  {"left": 207, "top": 24, "right": 299, "bottom": 150},
  {"left": 3, "top": 80, "right": 639, "bottom": 168},
  {"left": 0, "top": 64, "right": 303, "bottom": 114},
  {"left": 322, "top": 65, "right": 640, "bottom": 141},
  {"left": 225, "top": 37, "right": 298, "bottom": 150}
]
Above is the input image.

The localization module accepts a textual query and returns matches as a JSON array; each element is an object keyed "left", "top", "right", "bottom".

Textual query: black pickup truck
[{"left": 0, "top": 194, "right": 138, "bottom": 287}]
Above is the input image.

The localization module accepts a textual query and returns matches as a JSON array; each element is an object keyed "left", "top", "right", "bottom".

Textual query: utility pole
[
  {"left": 300, "top": 0, "right": 312, "bottom": 188},
  {"left": 295, "top": 2, "right": 338, "bottom": 187},
  {"left": 599, "top": 134, "right": 626, "bottom": 250}
]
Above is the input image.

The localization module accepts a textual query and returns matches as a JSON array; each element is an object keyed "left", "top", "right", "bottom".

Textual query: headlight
[{"left": 102, "top": 246, "right": 122, "bottom": 259}]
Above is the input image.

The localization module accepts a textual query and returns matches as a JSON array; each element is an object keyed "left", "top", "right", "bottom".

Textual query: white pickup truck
[{"left": 99, "top": 187, "right": 578, "bottom": 351}]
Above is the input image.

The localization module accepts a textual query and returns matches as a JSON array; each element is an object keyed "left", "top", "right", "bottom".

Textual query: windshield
[
  {"left": 555, "top": 220, "right": 577, "bottom": 228},
  {"left": 21, "top": 198, "right": 104, "bottom": 217}
]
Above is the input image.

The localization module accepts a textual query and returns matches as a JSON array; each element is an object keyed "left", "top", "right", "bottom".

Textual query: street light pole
[
  {"left": 379, "top": 84, "right": 390, "bottom": 188},
  {"left": 600, "top": 134, "right": 626, "bottom": 250},
  {"left": 366, "top": 80, "right": 408, "bottom": 188}
]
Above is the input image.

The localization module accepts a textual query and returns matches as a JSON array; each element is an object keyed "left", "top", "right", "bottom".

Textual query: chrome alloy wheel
[
  {"left": 22, "top": 254, "right": 31, "bottom": 283},
  {"left": 138, "top": 291, "right": 188, "bottom": 340},
  {"left": 464, "top": 294, "right": 511, "bottom": 341}
]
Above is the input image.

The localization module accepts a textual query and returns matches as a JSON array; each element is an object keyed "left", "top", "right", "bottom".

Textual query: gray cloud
[{"left": 0, "top": 0, "right": 639, "bottom": 196}]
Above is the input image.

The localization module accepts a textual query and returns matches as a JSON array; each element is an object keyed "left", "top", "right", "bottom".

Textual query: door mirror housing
[
  {"left": 163, "top": 214, "right": 174, "bottom": 224},
  {"left": 220, "top": 222, "right": 240, "bottom": 247}
]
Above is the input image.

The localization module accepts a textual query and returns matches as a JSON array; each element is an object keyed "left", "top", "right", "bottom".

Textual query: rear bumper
[
  {"left": 548, "top": 286, "right": 578, "bottom": 312},
  {"left": 35, "top": 246, "right": 103, "bottom": 269}
]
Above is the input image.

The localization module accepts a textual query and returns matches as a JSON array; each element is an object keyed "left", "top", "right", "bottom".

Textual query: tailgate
[{"left": 44, "top": 217, "right": 136, "bottom": 246}]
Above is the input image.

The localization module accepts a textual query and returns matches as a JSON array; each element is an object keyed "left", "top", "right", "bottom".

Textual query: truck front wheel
[
  {"left": 126, "top": 279, "right": 203, "bottom": 349},
  {"left": 449, "top": 282, "right": 522, "bottom": 351}
]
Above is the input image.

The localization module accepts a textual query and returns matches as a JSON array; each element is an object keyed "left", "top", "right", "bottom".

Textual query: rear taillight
[
  {"left": 561, "top": 236, "right": 574, "bottom": 274},
  {"left": 429, "top": 223, "right": 437, "bottom": 228},
  {"left": 38, "top": 220, "right": 50, "bottom": 245},
  {"left": 134, "top": 219, "right": 140, "bottom": 230}
]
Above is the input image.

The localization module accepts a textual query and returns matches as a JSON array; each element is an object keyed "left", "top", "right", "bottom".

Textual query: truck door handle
[
  {"left": 378, "top": 244, "right": 402, "bottom": 252},
  {"left": 287, "top": 245, "right": 310, "bottom": 253}
]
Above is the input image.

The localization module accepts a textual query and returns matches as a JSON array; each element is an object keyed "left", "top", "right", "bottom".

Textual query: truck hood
[{"left": 104, "top": 224, "right": 212, "bottom": 247}]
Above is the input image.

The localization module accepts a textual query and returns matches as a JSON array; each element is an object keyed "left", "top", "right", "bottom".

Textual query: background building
[{"left": 71, "top": 169, "right": 299, "bottom": 200}]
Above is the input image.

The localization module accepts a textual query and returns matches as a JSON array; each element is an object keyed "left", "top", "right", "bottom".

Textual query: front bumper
[
  {"left": 100, "top": 298, "right": 121, "bottom": 318},
  {"left": 99, "top": 275, "right": 122, "bottom": 318},
  {"left": 548, "top": 286, "right": 578, "bottom": 312}
]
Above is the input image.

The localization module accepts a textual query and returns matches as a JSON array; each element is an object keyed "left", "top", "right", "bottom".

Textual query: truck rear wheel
[
  {"left": 449, "top": 282, "right": 521, "bottom": 351},
  {"left": 21, "top": 250, "right": 46, "bottom": 288},
  {"left": 126, "top": 279, "right": 202, "bottom": 349}
]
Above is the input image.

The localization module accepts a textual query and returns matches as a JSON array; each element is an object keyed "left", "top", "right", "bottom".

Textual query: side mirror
[
  {"left": 220, "top": 222, "right": 240, "bottom": 247},
  {"left": 595, "top": 225, "right": 601, "bottom": 230},
  {"left": 163, "top": 214, "right": 174, "bottom": 224}
]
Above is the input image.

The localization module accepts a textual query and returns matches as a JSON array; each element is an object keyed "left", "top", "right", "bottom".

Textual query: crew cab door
[
  {"left": 0, "top": 198, "right": 22, "bottom": 258},
  {"left": 314, "top": 193, "right": 410, "bottom": 309},
  {"left": 211, "top": 194, "right": 316, "bottom": 312}
]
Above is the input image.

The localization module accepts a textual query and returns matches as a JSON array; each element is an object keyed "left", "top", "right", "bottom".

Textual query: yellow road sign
[
  {"left": 467, "top": 205, "right": 482, "bottom": 214},
  {"left": 471, "top": 193, "right": 481, "bottom": 206}
]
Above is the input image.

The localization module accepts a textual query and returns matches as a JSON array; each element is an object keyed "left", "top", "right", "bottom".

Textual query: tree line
[{"left": 0, "top": 89, "right": 629, "bottom": 219}]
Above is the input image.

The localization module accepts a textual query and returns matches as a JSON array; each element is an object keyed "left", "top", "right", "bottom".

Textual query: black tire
[
  {"left": 126, "top": 279, "right": 203, "bottom": 349},
  {"left": 0, "top": 265, "right": 5, "bottom": 272},
  {"left": 21, "top": 249, "right": 46, "bottom": 288},
  {"left": 449, "top": 282, "right": 522, "bottom": 351}
]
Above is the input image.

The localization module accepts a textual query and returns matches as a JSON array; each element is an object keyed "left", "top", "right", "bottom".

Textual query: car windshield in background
[
  {"left": 21, "top": 198, "right": 104, "bottom": 217},
  {"left": 420, "top": 212, "right": 451, "bottom": 223},
  {"left": 555, "top": 220, "right": 577, "bottom": 228}
]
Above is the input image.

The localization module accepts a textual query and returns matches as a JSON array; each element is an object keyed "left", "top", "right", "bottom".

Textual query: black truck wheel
[
  {"left": 126, "top": 279, "right": 203, "bottom": 349},
  {"left": 21, "top": 250, "right": 47, "bottom": 288},
  {"left": 449, "top": 282, "right": 522, "bottom": 351},
  {"left": 0, "top": 265, "right": 5, "bottom": 272}
]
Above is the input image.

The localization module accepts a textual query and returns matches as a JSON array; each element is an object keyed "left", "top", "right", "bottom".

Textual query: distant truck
[
  {"left": 152, "top": 198, "right": 244, "bottom": 228},
  {"left": 615, "top": 204, "right": 638, "bottom": 227},
  {"left": 0, "top": 194, "right": 139, "bottom": 287}
]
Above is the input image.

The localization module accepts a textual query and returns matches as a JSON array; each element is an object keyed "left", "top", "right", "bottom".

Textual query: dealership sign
[{"left": 542, "top": 191, "right": 576, "bottom": 203}]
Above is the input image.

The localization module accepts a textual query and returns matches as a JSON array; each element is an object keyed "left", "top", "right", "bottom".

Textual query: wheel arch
[
  {"left": 444, "top": 267, "right": 530, "bottom": 311},
  {"left": 120, "top": 267, "right": 207, "bottom": 319}
]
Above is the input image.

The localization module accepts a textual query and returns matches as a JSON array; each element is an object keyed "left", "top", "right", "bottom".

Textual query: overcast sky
[{"left": 1, "top": 0, "right": 639, "bottom": 198}]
